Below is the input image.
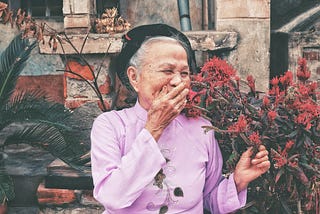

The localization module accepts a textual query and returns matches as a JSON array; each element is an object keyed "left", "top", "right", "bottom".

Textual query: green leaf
[
  {"left": 286, "top": 130, "right": 298, "bottom": 138},
  {"left": 3, "top": 123, "right": 89, "bottom": 171},
  {"left": 159, "top": 205, "right": 168, "bottom": 214},
  {"left": 288, "top": 165, "right": 309, "bottom": 185},
  {"left": 275, "top": 168, "right": 285, "bottom": 183},
  {"left": 300, "top": 162, "right": 320, "bottom": 175},
  {"left": 279, "top": 199, "right": 293, "bottom": 214},
  {"left": 0, "top": 172, "right": 15, "bottom": 203},
  {"left": 174, "top": 187, "right": 184, "bottom": 197},
  {"left": 0, "top": 34, "right": 36, "bottom": 106},
  {"left": 0, "top": 91, "right": 72, "bottom": 131}
]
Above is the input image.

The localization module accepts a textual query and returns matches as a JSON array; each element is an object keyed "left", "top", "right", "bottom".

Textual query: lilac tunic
[{"left": 91, "top": 102, "right": 247, "bottom": 214}]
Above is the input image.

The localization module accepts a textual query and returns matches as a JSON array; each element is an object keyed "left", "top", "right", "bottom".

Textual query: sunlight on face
[{"left": 131, "top": 40, "right": 191, "bottom": 110}]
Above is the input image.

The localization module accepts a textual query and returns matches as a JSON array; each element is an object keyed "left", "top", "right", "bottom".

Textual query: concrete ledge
[
  {"left": 45, "top": 159, "right": 93, "bottom": 190},
  {"left": 184, "top": 31, "right": 238, "bottom": 51},
  {"left": 39, "top": 33, "right": 123, "bottom": 54},
  {"left": 39, "top": 31, "right": 238, "bottom": 54}
]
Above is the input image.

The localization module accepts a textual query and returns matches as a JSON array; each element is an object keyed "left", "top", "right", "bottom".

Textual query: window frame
[{"left": 5, "top": 0, "right": 63, "bottom": 18}]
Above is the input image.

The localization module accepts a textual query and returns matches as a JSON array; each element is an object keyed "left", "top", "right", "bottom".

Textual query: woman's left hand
[{"left": 233, "top": 145, "right": 270, "bottom": 193}]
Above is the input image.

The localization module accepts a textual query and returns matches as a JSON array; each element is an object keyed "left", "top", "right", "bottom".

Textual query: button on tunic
[{"left": 91, "top": 102, "right": 247, "bottom": 213}]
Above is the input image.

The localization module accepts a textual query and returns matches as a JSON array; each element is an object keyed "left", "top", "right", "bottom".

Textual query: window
[
  {"left": 96, "top": 0, "right": 119, "bottom": 17},
  {"left": 5, "top": 0, "right": 62, "bottom": 17}
]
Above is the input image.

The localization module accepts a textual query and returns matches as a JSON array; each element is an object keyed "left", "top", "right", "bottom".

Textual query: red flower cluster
[
  {"left": 296, "top": 58, "right": 311, "bottom": 82},
  {"left": 227, "top": 115, "right": 248, "bottom": 133},
  {"left": 185, "top": 56, "right": 320, "bottom": 213}
]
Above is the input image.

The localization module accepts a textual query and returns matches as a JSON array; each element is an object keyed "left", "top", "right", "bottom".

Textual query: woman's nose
[{"left": 169, "top": 73, "right": 183, "bottom": 87}]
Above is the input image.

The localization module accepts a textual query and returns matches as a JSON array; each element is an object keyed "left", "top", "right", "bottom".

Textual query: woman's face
[{"left": 128, "top": 41, "right": 191, "bottom": 110}]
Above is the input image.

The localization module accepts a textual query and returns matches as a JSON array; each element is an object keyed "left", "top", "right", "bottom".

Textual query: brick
[
  {"left": 97, "top": 100, "right": 111, "bottom": 112},
  {"left": 0, "top": 204, "right": 7, "bottom": 214},
  {"left": 303, "top": 51, "right": 319, "bottom": 61},
  {"left": 37, "top": 183, "right": 76, "bottom": 205},
  {"left": 98, "top": 75, "right": 112, "bottom": 95},
  {"left": 65, "top": 60, "right": 95, "bottom": 81},
  {"left": 15, "top": 75, "right": 64, "bottom": 104},
  {"left": 64, "top": 99, "right": 91, "bottom": 109}
]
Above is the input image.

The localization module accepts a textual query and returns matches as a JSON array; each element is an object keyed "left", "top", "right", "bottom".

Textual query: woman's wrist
[
  {"left": 145, "top": 124, "right": 163, "bottom": 141},
  {"left": 233, "top": 172, "right": 248, "bottom": 193}
]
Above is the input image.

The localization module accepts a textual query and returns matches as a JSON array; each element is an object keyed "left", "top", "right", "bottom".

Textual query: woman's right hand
[{"left": 145, "top": 82, "right": 189, "bottom": 141}]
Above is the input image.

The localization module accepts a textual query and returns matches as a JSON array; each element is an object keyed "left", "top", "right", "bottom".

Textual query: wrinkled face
[{"left": 127, "top": 41, "right": 191, "bottom": 110}]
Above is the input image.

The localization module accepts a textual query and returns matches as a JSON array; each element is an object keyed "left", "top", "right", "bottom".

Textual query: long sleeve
[
  {"left": 90, "top": 111, "right": 166, "bottom": 211},
  {"left": 203, "top": 131, "right": 247, "bottom": 214}
]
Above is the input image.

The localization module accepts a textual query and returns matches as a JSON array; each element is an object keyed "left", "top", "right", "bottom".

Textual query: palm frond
[
  {"left": 0, "top": 90, "right": 72, "bottom": 131},
  {"left": 0, "top": 34, "right": 36, "bottom": 106},
  {"left": 0, "top": 170, "right": 15, "bottom": 204},
  {"left": 3, "top": 123, "right": 90, "bottom": 171}
]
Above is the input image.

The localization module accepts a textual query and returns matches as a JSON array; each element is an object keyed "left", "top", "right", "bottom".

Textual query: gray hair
[{"left": 128, "top": 36, "right": 186, "bottom": 71}]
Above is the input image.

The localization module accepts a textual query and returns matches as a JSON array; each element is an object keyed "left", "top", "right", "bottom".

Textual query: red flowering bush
[{"left": 185, "top": 57, "right": 320, "bottom": 213}]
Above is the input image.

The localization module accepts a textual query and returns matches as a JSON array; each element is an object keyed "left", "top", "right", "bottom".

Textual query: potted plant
[
  {"left": 185, "top": 57, "right": 319, "bottom": 213},
  {"left": 0, "top": 34, "right": 90, "bottom": 211}
]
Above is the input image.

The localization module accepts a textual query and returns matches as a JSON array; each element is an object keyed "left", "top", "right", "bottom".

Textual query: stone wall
[
  {"left": 1, "top": 0, "right": 272, "bottom": 105},
  {"left": 120, "top": 0, "right": 203, "bottom": 31},
  {"left": 1, "top": 0, "right": 272, "bottom": 212},
  {"left": 289, "top": 32, "right": 320, "bottom": 83},
  {"left": 215, "top": 0, "right": 271, "bottom": 91}
]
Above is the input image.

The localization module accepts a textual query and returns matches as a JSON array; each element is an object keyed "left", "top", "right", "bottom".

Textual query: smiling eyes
[{"left": 161, "top": 70, "right": 190, "bottom": 78}]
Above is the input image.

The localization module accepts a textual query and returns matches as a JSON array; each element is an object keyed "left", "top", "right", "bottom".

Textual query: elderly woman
[{"left": 91, "top": 24, "right": 270, "bottom": 214}]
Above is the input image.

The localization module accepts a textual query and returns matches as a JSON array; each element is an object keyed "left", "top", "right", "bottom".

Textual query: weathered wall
[
  {"left": 0, "top": 21, "right": 64, "bottom": 76},
  {"left": 1, "top": 0, "right": 272, "bottom": 102},
  {"left": 269, "top": 1, "right": 320, "bottom": 89},
  {"left": 271, "top": 0, "right": 319, "bottom": 30},
  {"left": 120, "top": 0, "right": 203, "bottom": 31},
  {"left": 289, "top": 32, "right": 320, "bottom": 83},
  {"left": 116, "top": 0, "right": 271, "bottom": 91},
  {"left": 215, "top": 0, "right": 271, "bottom": 91},
  {"left": 0, "top": 21, "right": 65, "bottom": 103}
]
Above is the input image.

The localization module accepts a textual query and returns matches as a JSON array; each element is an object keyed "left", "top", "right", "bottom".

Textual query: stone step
[
  {"left": 45, "top": 159, "right": 93, "bottom": 190},
  {"left": 37, "top": 183, "right": 104, "bottom": 213}
]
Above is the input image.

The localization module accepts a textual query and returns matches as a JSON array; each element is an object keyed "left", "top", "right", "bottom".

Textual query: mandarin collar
[{"left": 133, "top": 100, "right": 148, "bottom": 121}]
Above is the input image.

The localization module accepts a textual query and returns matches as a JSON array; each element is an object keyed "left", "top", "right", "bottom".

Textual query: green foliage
[
  {"left": 0, "top": 34, "right": 90, "bottom": 205},
  {"left": 186, "top": 57, "right": 320, "bottom": 213},
  {"left": 0, "top": 172, "right": 14, "bottom": 203},
  {"left": 0, "top": 34, "right": 36, "bottom": 106}
]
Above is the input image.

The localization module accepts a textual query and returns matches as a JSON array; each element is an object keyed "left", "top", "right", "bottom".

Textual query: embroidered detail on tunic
[{"left": 147, "top": 148, "right": 184, "bottom": 213}]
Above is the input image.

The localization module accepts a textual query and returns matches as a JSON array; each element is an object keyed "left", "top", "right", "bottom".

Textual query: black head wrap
[{"left": 115, "top": 23, "right": 197, "bottom": 92}]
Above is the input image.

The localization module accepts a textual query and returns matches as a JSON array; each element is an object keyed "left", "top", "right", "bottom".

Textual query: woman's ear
[{"left": 127, "top": 66, "right": 139, "bottom": 92}]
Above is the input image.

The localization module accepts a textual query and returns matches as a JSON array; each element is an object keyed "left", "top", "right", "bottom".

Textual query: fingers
[
  {"left": 252, "top": 145, "right": 270, "bottom": 169},
  {"left": 155, "top": 83, "right": 188, "bottom": 104},
  {"left": 165, "top": 82, "right": 189, "bottom": 100},
  {"left": 251, "top": 155, "right": 269, "bottom": 165},
  {"left": 154, "top": 85, "right": 168, "bottom": 102},
  {"left": 254, "top": 149, "right": 269, "bottom": 159},
  {"left": 240, "top": 147, "right": 254, "bottom": 158},
  {"left": 176, "top": 99, "right": 187, "bottom": 112},
  {"left": 155, "top": 83, "right": 188, "bottom": 113},
  {"left": 258, "top": 145, "right": 267, "bottom": 151}
]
